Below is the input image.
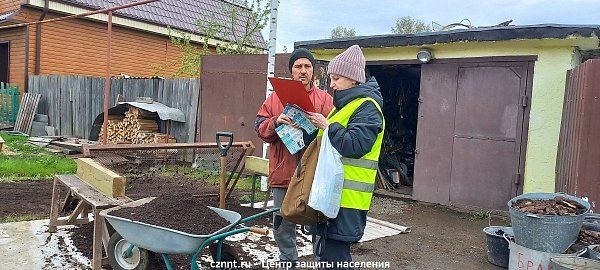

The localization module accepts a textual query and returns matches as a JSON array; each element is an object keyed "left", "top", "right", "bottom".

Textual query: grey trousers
[{"left": 272, "top": 187, "right": 298, "bottom": 262}]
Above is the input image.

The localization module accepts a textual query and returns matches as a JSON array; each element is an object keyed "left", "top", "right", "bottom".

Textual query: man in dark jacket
[
  {"left": 308, "top": 45, "right": 384, "bottom": 269},
  {"left": 255, "top": 48, "right": 334, "bottom": 267}
]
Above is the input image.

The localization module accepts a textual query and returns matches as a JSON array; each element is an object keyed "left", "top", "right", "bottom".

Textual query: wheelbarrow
[{"left": 100, "top": 197, "right": 278, "bottom": 270}]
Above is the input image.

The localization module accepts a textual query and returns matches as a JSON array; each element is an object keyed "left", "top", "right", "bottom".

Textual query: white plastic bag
[{"left": 308, "top": 128, "right": 344, "bottom": 218}]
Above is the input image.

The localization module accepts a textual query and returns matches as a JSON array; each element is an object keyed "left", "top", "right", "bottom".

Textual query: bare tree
[
  {"left": 330, "top": 26, "right": 357, "bottom": 38},
  {"left": 153, "top": 0, "right": 270, "bottom": 77},
  {"left": 391, "top": 16, "right": 432, "bottom": 34}
]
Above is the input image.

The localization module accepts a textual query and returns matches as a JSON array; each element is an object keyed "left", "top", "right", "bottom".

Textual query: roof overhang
[
  {"left": 296, "top": 24, "right": 600, "bottom": 52},
  {"left": 0, "top": 10, "right": 18, "bottom": 24}
]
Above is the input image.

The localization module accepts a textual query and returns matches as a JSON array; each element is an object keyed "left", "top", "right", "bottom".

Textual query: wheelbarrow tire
[{"left": 107, "top": 232, "right": 150, "bottom": 270}]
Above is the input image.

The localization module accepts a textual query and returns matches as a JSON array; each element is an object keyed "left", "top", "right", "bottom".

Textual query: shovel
[{"left": 216, "top": 131, "right": 233, "bottom": 209}]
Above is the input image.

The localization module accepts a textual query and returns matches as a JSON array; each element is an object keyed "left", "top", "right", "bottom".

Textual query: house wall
[
  {"left": 28, "top": 8, "right": 204, "bottom": 77},
  {"left": 0, "top": 25, "right": 26, "bottom": 91},
  {"left": 311, "top": 38, "right": 595, "bottom": 194},
  {"left": 0, "top": 0, "right": 25, "bottom": 14},
  {"left": 2, "top": 6, "right": 211, "bottom": 94}
]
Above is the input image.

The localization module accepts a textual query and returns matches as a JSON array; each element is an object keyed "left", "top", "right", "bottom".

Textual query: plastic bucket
[
  {"left": 508, "top": 193, "right": 590, "bottom": 253},
  {"left": 506, "top": 235, "right": 586, "bottom": 270},
  {"left": 589, "top": 245, "right": 600, "bottom": 261},
  {"left": 484, "top": 226, "right": 513, "bottom": 268},
  {"left": 550, "top": 256, "right": 600, "bottom": 270}
]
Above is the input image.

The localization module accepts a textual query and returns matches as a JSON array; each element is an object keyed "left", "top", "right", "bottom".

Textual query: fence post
[{"left": 10, "top": 85, "right": 19, "bottom": 122}]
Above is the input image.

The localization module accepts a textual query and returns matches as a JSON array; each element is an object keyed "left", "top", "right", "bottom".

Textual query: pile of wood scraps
[
  {"left": 27, "top": 136, "right": 97, "bottom": 154},
  {"left": 100, "top": 107, "right": 176, "bottom": 144}
]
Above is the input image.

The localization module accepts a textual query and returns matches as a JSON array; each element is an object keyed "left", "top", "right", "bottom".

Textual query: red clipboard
[{"left": 268, "top": 77, "right": 315, "bottom": 112}]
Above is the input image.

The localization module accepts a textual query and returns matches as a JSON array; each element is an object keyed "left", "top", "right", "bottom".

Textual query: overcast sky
[{"left": 260, "top": 0, "right": 600, "bottom": 52}]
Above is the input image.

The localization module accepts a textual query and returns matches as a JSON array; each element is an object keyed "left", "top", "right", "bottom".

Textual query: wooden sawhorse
[
  {"left": 244, "top": 156, "right": 272, "bottom": 208},
  {"left": 48, "top": 175, "right": 132, "bottom": 270}
]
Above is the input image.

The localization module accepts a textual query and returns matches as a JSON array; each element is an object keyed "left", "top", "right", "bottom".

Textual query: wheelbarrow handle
[
  {"left": 249, "top": 227, "right": 269, "bottom": 235},
  {"left": 216, "top": 131, "right": 233, "bottom": 157}
]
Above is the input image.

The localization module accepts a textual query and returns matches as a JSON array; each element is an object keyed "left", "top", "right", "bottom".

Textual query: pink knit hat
[{"left": 327, "top": 45, "right": 366, "bottom": 83}]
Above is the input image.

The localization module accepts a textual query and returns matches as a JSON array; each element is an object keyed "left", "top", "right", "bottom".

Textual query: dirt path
[
  {"left": 349, "top": 197, "right": 508, "bottom": 270},
  {"left": 0, "top": 178, "right": 508, "bottom": 269}
]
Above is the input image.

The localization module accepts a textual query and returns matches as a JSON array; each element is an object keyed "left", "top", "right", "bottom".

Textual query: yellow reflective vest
[{"left": 317, "top": 97, "right": 385, "bottom": 210}]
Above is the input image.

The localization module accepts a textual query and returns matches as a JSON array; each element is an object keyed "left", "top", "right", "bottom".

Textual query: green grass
[
  {"left": 238, "top": 192, "right": 269, "bottom": 203},
  {"left": 2, "top": 214, "right": 43, "bottom": 223},
  {"left": 0, "top": 132, "right": 77, "bottom": 181},
  {"left": 471, "top": 210, "right": 491, "bottom": 220}
]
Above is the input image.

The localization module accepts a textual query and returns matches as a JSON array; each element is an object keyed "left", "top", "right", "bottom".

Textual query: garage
[
  {"left": 296, "top": 24, "right": 600, "bottom": 210},
  {"left": 361, "top": 58, "right": 534, "bottom": 210}
]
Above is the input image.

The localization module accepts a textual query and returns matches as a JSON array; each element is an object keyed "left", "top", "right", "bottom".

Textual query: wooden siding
[
  {"left": 0, "top": 25, "right": 26, "bottom": 92},
  {"left": 1, "top": 7, "right": 209, "bottom": 94},
  {"left": 36, "top": 10, "right": 199, "bottom": 78}
]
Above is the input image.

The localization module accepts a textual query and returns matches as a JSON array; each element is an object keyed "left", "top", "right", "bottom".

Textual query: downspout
[{"left": 34, "top": 0, "right": 49, "bottom": 75}]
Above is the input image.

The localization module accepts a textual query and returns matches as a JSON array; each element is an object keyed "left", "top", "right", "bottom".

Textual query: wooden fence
[{"left": 28, "top": 75, "right": 200, "bottom": 142}]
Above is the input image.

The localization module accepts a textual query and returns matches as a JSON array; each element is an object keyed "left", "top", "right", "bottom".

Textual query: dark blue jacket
[{"left": 315, "top": 77, "right": 384, "bottom": 242}]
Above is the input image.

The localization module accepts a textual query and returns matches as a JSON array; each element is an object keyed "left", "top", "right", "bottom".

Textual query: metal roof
[
  {"left": 296, "top": 24, "right": 600, "bottom": 50},
  {"left": 55, "top": 0, "right": 266, "bottom": 48},
  {"left": 119, "top": 101, "right": 186, "bottom": 122}
]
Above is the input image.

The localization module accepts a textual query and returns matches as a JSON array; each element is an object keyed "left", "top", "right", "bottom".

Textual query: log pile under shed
[{"left": 100, "top": 107, "right": 176, "bottom": 144}]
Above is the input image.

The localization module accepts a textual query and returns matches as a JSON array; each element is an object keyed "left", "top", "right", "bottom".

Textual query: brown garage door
[{"left": 413, "top": 58, "right": 534, "bottom": 210}]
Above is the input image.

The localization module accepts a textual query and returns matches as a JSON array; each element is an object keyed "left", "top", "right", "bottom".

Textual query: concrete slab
[{"left": 0, "top": 219, "right": 91, "bottom": 270}]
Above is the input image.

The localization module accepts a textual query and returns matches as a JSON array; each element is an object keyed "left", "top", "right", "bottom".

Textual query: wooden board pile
[
  {"left": 100, "top": 107, "right": 176, "bottom": 144},
  {"left": 512, "top": 196, "right": 586, "bottom": 216}
]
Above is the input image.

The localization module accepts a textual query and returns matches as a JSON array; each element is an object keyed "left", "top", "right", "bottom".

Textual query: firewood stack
[{"left": 99, "top": 107, "right": 176, "bottom": 144}]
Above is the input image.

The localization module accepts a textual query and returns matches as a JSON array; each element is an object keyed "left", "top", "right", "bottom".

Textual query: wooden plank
[
  {"left": 67, "top": 200, "right": 87, "bottom": 223},
  {"left": 60, "top": 75, "right": 73, "bottom": 137},
  {"left": 56, "top": 175, "right": 131, "bottom": 206},
  {"left": 83, "top": 141, "right": 251, "bottom": 155},
  {"left": 244, "top": 156, "right": 269, "bottom": 176},
  {"left": 92, "top": 208, "right": 103, "bottom": 270},
  {"left": 29, "top": 137, "right": 58, "bottom": 143},
  {"left": 48, "top": 178, "right": 61, "bottom": 233},
  {"left": 188, "top": 79, "right": 200, "bottom": 143},
  {"left": 51, "top": 141, "right": 83, "bottom": 152},
  {"left": 75, "top": 159, "right": 126, "bottom": 198}
]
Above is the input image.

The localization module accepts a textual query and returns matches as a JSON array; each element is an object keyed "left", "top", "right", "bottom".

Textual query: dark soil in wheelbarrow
[
  {"left": 512, "top": 196, "right": 586, "bottom": 216},
  {"left": 109, "top": 193, "right": 231, "bottom": 235}
]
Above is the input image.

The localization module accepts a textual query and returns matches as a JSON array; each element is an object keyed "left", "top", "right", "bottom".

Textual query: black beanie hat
[{"left": 288, "top": 48, "right": 315, "bottom": 72}]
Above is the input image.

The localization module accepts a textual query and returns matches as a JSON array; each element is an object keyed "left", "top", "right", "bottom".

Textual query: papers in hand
[{"left": 275, "top": 104, "right": 318, "bottom": 155}]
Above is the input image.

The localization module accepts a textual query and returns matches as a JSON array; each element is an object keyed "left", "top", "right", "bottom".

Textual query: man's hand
[
  {"left": 276, "top": 114, "right": 300, "bottom": 128},
  {"left": 308, "top": 112, "right": 328, "bottom": 130}
]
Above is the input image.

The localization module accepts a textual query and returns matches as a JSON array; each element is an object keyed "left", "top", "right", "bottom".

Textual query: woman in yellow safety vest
[{"left": 308, "top": 44, "right": 385, "bottom": 269}]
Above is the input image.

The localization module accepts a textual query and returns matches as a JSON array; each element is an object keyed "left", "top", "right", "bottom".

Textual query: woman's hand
[
  {"left": 308, "top": 112, "right": 328, "bottom": 130},
  {"left": 276, "top": 114, "right": 300, "bottom": 128}
]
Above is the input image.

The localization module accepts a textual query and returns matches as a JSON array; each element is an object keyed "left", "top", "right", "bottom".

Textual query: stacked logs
[{"left": 100, "top": 107, "right": 176, "bottom": 144}]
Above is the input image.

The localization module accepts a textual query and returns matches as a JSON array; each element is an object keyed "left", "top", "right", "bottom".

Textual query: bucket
[
  {"left": 388, "top": 170, "right": 400, "bottom": 184},
  {"left": 589, "top": 245, "right": 600, "bottom": 261},
  {"left": 484, "top": 226, "right": 513, "bottom": 268},
  {"left": 508, "top": 193, "right": 590, "bottom": 253},
  {"left": 506, "top": 235, "right": 586, "bottom": 270},
  {"left": 550, "top": 256, "right": 600, "bottom": 270}
]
